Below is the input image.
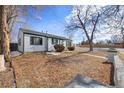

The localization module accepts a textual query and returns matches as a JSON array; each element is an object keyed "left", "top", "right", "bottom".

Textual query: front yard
[{"left": 11, "top": 51, "right": 113, "bottom": 88}]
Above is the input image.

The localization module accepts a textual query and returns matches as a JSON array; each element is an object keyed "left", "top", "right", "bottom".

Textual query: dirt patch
[
  {"left": 0, "top": 68, "right": 14, "bottom": 88},
  {"left": 12, "top": 52, "right": 113, "bottom": 88}
]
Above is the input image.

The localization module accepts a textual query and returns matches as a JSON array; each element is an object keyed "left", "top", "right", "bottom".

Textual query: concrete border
[{"left": 113, "top": 55, "right": 124, "bottom": 87}]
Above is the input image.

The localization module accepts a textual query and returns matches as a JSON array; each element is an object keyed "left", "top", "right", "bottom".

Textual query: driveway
[{"left": 75, "top": 47, "right": 124, "bottom": 52}]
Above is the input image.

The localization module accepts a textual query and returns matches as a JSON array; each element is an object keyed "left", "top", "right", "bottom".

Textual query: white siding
[
  {"left": 63, "top": 40, "right": 67, "bottom": 50},
  {"left": 59, "top": 40, "right": 67, "bottom": 47},
  {"left": 48, "top": 38, "right": 67, "bottom": 51},
  {"left": 48, "top": 38, "right": 55, "bottom": 51},
  {"left": 63, "top": 40, "right": 66, "bottom": 47},
  {"left": 24, "top": 34, "right": 47, "bottom": 52},
  {"left": 18, "top": 30, "right": 72, "bottom": 52},
  {"left": 18, "top": 30, "right": 24, "bottom": 52},
  {"left": 60, "top": 40, "right": 62, "bottom": 44}
]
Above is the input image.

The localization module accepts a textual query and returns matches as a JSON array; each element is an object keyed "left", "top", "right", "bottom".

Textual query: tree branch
[
  {"left": 7, "top": 14, "right": 18, "bottom": 24},
  {"left": 77, "top": 9, "right": 90, "bottom": 41},
  {"left": 91, "top": 13, "right": 100, "bottom": 41}
]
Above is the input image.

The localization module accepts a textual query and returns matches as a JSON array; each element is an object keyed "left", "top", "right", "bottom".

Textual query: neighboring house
[{"left": 18, "top": 28, "right": 72, "bottom": 53}]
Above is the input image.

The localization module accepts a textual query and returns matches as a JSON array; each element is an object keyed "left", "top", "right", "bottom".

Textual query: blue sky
[
  {"left": 11, "top": 5, "right": 111, "bottom": 44},
  {"left": 11, "top": 5, "right": 84, "bottom": 43}
]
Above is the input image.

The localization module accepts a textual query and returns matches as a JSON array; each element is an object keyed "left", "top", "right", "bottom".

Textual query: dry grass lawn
[
  {"left": 87, "top": 51, "right": 110, "bottom": 57},
  {"left": 0, "top": 68, "right": 14, "bottom": 88},
  {"left": 12, "top": 51, "right": 113, "bottom": 88}
]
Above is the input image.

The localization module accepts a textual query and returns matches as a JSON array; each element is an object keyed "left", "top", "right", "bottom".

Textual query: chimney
[{"left": 46, "top": 31, "right": 47, "bottom": 33}]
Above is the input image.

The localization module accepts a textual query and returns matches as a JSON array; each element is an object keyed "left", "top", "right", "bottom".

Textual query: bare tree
[
  {"left": 0, "top": 5, "right": 11, "bottom": 62},
  {"left": 65, "top": 6, "right": 103, "bottom": 51},
  {"left": 0, "top": 6, "right": 2, "bottom": 54},
  {"left": 111, "top": 35, "right": 122, "bottom": 44},
  {"left": 104, "top": 5, "right": 124, "bottom": 47},
  {"left": 0, "top": 5, "right": 44, "bottom": 62}
]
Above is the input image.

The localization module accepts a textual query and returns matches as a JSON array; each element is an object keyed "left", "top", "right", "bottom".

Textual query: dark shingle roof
[{"left": 20, "top": 28, "right": 71, "bottom": 40}]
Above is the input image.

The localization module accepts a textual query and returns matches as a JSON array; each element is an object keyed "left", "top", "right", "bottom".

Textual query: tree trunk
[
  {"left": 0, "top": 6, "right": 2, "bottom": 54},
  {"left": 122, "top": 35, "right": 124, "bottom": 48},
  {"left": 1, "top": 6, "right": 11, "bottom": 62},
  {"left": 2, "top": 31, "right": 11, "bottom": 62},
  {"left": 89, "top": 41, "right": 93, "bottom": 51}
]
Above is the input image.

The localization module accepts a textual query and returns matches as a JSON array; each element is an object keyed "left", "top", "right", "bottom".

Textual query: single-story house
[{"left": 18, "top": 28, "right": 72, "bottom": 53}]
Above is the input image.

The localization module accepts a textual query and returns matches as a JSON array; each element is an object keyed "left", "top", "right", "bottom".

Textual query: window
[
  {"left": 52, "top": 38, "right": 58, "bottom": 44},
  {"left": 66, "top": 41, "right": 71, "bottom": 47},
  {"left": 54, "top": 39, "right": 58, "bottom": 44},
  {"left": 52, "top": 38, "right": 54, "bottom": 44},
  {"left": 18, "top": 38, "right": 21, "bottom": 46},
  {"left": 30, "top": 37, "right": 43, "bottom": 45},
  {"left": 60, "top": 40, "right": 64, "bottom": 45}
]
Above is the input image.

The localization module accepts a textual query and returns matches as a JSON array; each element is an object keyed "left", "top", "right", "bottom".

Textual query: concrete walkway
[
  {"left": 82, "top": 53, "right": 107, "bottom": 60},
  {"left": 11, "top": 51, "right": 22, "bottom": 57},
  {"left": 75, "top": 47, "right": 124, "bottom": 52}
]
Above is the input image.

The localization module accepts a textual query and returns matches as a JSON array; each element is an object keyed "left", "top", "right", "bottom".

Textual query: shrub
[
  {"left": 54, "top": 44, "right": 65, "bottom": 52},
  {"left": 68, "top": 46, "right": 75, "bottom": 51}
]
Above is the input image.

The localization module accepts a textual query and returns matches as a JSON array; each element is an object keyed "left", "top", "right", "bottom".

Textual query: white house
[{"left": 18, "top": 28, "right": 72, "bottom": 53}]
